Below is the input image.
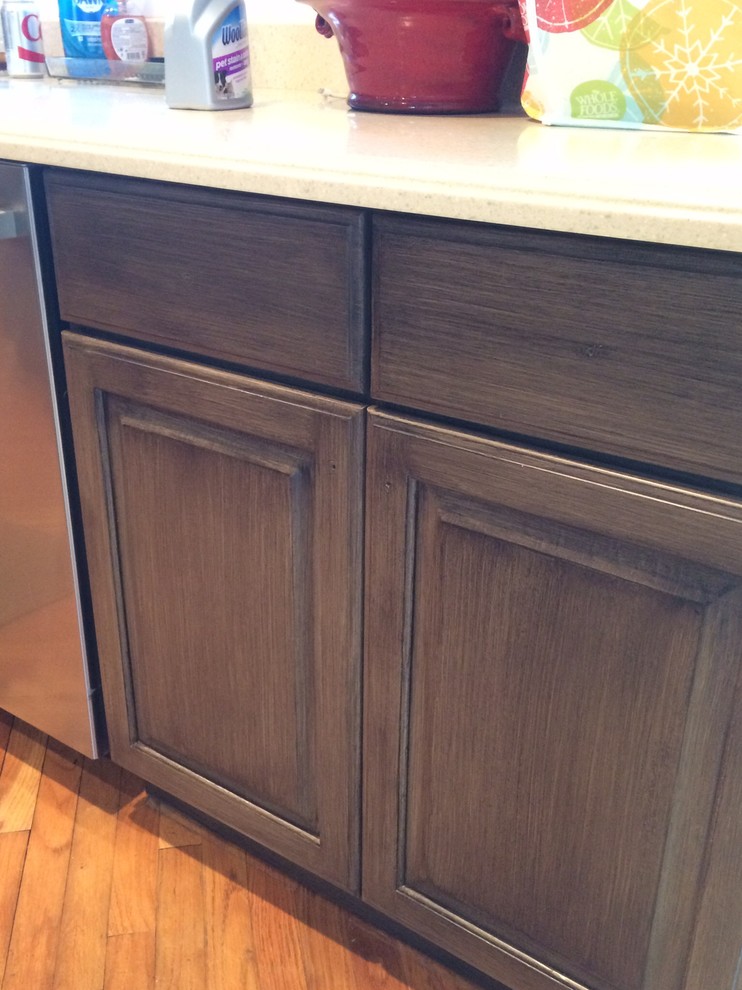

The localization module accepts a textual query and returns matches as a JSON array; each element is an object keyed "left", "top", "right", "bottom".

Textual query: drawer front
[
  {"left": 372, "top": 215, "right": 742, "bottom": 485},
  {"left": 45, "top": 171, "right": 368, "bottom": 392}
]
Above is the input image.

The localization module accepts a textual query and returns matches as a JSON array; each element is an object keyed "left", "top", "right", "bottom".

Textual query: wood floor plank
[
  {"left": 154, "top": 843, "right": 206, "bottom": 990},
  {"left": 401, "top": 946, "right": 481, "bottom": 990},
  {"left": 249, "top": 859, "right": 309, "bottom": 990},
  {"left": 297, "top": 885, "right": 359, "bottom": 990},
  {"left": 0, "top": 830, "right": 29, "bottom": 987},
  {"left": 344, "top": 913, "right": 417, "bottom": 990},
  {"left": 0, "top": 725, "right": 485, "bottom": 990},
  {"left": 103, "top": 932, "right": 155, "bottom": 990},
  {"left": 202, "top": 834, "right": 259, "bottom": 990},
  {"left": 107, "top": 771, "right": 159, "bottom": 938},
  {"left": 0, "top": 711, "right": 13, "bottom": 773},
  {"left": 51, "top": 757, "right": 122, "bottom": 990},
  {"left": 1, "top": 739, "right": 82, "bottom": 990},
  {"left": 0, "top": 720, "right": 47, "bottom": 833},
  {"left": 158, "top": 801, "right": 206, "bottom": 849}
]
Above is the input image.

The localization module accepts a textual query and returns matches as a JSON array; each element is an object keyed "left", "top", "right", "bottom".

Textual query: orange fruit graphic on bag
[
  {"left": 621, "top": 0, "right": 742, "bottom": 130},
  {"left": 536, "top": 0, "right": 616, "bottom": 33},
  {"left": 521, "top": 86, "right": 546, "bottom": 119}
]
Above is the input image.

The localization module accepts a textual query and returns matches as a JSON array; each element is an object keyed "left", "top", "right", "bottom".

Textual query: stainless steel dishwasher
[{"left": 0, "top": 160, "right": 101, "bottom": 757}]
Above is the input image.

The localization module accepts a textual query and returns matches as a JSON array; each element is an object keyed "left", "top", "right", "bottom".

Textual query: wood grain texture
[
  {"left": 342, "top": 914, "right": 418, "bottom": 990},
  {"left": 107, "top": 771, "right": 159, "bottom": 937},
  {"left": 44, "top": 170, "right": 368, "bottom": 392},
  {"left": 0, "top": 717, "right": 489, "bottom": 990},
  {"left": 112, "top": 395, "right": 318, "bottom": 830},
  {"left": 158, "top": 800, "right": 209, "bottom": 850},
  {"left": 62, "top": 332, "right": 364, "bottom": 892},
  {"left": 202, "top": 833, "right": 260, "bottom": 990},
  {"left": 103, "top": 932, "right": 156, "bottom": 990},
  {"left": 372, "top": 214, "right": 742, "bottom": 485},
  {"left": 249, "top": 861, "right": 314, "bottom": 990},
  {"left": 402, "top": 948, "right": 485, "bottom": 990},
  {"left": 642, "top": 585, "right": 742, "bottom": 990},
  {"left": 0, "top": 831, "right": 28, "bottom": 988},
  {"left": 683, "top": 663, "right": 742, "bottom": 990},
  {"left": 51, "top": 757, "right": 122, "bottom": 990},
  {"left": 296, "top": 886, "right": 360, "bottom": 990},
  {"left": 155, "top": 844, "right": 206, "bottom": 990},
  {"left": 0, "top": 710, "right": 12, "bottom": 772},
  {"left": 363, "top": 409, "right": 742, "bottom": 990},
  {"left": 0, "top": 721, "right": 47, "bottom": 833},
  {"left": 2, "top": 741, "right": 82, "bottom": 990},
  {"left": 34, "top": 171, "right": 741, "bottom": 990}
]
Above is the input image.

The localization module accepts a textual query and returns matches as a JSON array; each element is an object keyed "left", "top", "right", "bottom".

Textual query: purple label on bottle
[{"left": 210, "top": 4, "right": 249, "bottom": 100}]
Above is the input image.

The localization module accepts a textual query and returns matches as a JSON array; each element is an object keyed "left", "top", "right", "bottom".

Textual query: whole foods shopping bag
[{"left": 518, "top": 0, "right": 742, "bottom": 131}]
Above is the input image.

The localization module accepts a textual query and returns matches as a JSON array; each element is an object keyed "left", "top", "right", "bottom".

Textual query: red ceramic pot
[{"left": 297, "top": 0, "right": 527, "bottom": 113}]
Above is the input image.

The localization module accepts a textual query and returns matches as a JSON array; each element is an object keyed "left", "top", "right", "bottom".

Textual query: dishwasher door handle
[{"left": 0, "top": 207, "right": 22, "bottom": 239}]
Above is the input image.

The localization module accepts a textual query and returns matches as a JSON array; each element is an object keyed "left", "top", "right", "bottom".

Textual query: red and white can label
[{"left": 1, "top": 1, "right": 46, "bottom": 76}]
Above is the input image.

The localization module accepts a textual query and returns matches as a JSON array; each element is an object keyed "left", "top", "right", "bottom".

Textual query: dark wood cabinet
[
  {"left": 363, "top": 409, "right": 742, "bottom": 990},
  {"left": 45, "top": 170, "right": 741, "bottom": 990},
  {"left": 62, "top": 333, "right": 364, "bottom": 892}
]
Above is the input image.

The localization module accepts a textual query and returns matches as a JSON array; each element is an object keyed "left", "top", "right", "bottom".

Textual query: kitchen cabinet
[
  {"left": 43, "top": 169, "right": 742, "bottom": 990},
  {"left": 362, "top": 215, "right": 742, "bottom": 990},
  {"left": 363, "top": 410, "right": 742, "bottom": 990},
  {"left": 47, "top": 167, "right": 368, "bottom": 892}
]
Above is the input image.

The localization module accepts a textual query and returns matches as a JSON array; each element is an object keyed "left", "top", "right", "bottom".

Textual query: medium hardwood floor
[{"left": 0, "top": 708, "right": 484, "bottom": 990}]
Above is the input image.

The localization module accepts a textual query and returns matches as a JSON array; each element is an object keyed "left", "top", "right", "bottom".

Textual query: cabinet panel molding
[
  {"left": 683, "top": 663, "right": 742, "bottom": 990},
  {"left": 363, "top": 409, "right": 742, "bottom": 990},
  {"left": 108, "top": 397, "right": 317, "bottom": 830},
  {"left": 63, "top": 332, "right": 364, "bottom": 891}
]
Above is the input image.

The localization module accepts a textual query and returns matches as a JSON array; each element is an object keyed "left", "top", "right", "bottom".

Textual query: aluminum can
[{"left": 1, "top": 0, "right": 46, "bottom": 76}]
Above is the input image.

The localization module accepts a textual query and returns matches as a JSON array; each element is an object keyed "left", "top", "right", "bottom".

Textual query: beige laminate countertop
[{"left": 1, "top": 77, "right": 741, "bottom": 252}]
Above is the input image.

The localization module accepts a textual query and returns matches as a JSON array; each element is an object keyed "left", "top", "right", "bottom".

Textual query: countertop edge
[{"left": 1, "top": 84, "right": 741, "bottom": 253}]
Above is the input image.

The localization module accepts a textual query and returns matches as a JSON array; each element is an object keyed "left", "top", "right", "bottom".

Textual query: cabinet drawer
[
  {"left": 372, "top": 215, "right": 742, "bottom": 484},
  {"left": 45, "top": 171, "right": 368, "bottom": 392}
]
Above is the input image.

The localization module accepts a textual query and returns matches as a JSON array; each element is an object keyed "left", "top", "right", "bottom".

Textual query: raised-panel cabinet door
[
  {"left": 63, "top": 333, "right": 364, "bottom": 892},
  {"left": 363, "top": 409, "right": 742, "bottom": 990}
]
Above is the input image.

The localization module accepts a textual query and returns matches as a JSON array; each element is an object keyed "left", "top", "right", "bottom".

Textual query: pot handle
[
  {"left": 502, "top": 3, "right": 528, "bottom": 43},
  {"left": 314, "top": 14, "right": 334, "bottom": 38}
]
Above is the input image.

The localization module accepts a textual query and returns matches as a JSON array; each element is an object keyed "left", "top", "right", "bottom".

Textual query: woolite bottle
[{"left": 164, "top": 0, "right": 252, "bottom": 110}]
